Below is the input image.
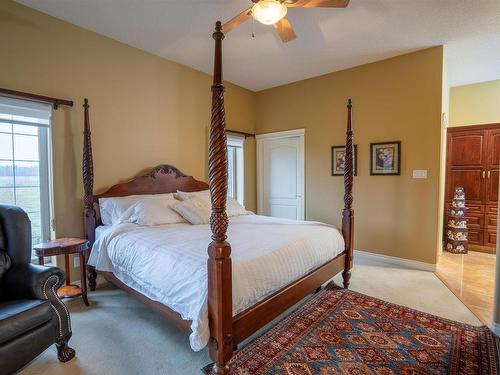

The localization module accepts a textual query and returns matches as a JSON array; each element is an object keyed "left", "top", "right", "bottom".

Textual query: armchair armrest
[
  {"left": 4, "top": 263, "right": 65, "bottom": 300},
  {"left": 4, "top": 263, "right": 74, "bottom": 357}
]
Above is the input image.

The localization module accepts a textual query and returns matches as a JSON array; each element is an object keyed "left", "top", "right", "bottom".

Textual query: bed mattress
[{"left": 88, "top": 214, "right": 344, "bottom": 351}]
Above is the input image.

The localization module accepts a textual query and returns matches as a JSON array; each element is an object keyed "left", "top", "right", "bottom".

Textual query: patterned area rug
[{"left": 203, "top": 287, "right": 498, "bottom": 374}]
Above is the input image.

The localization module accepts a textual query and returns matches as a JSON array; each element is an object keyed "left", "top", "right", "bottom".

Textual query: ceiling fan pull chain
[{"left": 252, "top": 16, "right": 255, "bottom": 38}]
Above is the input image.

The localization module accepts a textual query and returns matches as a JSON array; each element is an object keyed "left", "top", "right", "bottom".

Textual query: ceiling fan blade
[
  {"left": 272, "top": 18, "right": 297, "bottom": 43},
  {"left": 286, "top": 0, "right": 349, "bottom": 8},
  {"left": 222, "top": 7, "right": 252, "bottom": 33}
]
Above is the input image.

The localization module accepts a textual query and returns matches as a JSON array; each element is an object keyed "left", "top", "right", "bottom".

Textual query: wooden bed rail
[{"left": 207, "top": 21, "right": 233, "bottom": 375}]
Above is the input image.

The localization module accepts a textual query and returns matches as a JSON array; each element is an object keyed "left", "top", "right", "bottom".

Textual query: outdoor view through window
[{"left": 0, "top": 96, "right": 52, "bottom": 253}]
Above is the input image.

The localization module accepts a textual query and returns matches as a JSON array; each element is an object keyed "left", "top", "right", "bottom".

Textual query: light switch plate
[
  {"left": 74, "top": 256, "right": 80, "bottom": 268},
  {"left": 412, "top": 170, "right": 427, "bottom": 179}
]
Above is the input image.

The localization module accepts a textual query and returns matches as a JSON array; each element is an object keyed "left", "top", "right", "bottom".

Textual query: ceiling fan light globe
[{"left": 252, "top": 0, "right": 288, "bottom": 25}]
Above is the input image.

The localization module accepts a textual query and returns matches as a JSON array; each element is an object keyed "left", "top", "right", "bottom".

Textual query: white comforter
[{"left": 88, "top": 215, "right": 344, "bottom": 351}]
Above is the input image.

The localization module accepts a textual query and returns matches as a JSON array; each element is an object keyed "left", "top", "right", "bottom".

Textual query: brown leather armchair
[{"left": 0, "top": 205, "right": 75, "bottom": 374}]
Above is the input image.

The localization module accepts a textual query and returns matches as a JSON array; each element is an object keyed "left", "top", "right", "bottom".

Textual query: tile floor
[{"left": 435, "top": 250, "right": 496, "bottom": 326}]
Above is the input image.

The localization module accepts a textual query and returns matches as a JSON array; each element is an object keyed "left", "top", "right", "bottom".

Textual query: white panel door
[{"left": 258, "top": 130, "right": 304, "bottom": 220}]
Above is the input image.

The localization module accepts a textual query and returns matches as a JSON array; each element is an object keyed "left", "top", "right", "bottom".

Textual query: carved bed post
[
  {"left": 207, "top": 21, "right": 233, "bottom": 374},
  {"left": 342, "top": 99, "right": 354, "bottom": 288},
  {"left": 82, "top": 98, "right": 97, "bottom": 291}
]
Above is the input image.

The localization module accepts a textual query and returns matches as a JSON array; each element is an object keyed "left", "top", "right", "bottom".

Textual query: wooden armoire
[{"left": 445, "top": 124, "right": 500, "bottom": 253}]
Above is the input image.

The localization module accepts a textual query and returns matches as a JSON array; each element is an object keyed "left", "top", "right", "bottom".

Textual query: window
[
  {"left": 227, "top": 134, "right": 245, "bottom": 206},
  {"left": 0, "top": 96, "right": 53, "bottom": 250}
]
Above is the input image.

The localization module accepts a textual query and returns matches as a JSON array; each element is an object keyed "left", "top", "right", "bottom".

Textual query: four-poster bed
[{"left": 82, "top": 21, "right": 354, "bottom": 374}]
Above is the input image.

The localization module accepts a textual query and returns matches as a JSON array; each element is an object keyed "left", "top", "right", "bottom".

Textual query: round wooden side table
[{"left": 34, "top": 238, "right": 90, "bottom": 306}]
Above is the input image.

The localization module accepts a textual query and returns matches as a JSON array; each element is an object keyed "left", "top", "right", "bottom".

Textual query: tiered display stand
[{"left": 445, "top": 186, "right": 468, "bottom": 254}]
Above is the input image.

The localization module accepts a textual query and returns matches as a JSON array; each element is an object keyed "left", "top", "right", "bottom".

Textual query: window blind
[
  {"left": 0, "top": 96, "right": 52, "bottom": 127},
  {"left": 227, "top": 134, "right": 244, "bottom": 148}
]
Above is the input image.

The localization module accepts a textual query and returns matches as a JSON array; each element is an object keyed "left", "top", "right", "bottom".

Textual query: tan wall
[
  {"left": 449, "top": 80, "right": 500, "bottom": 127},
  {"left": 256, "top": 47, "right": 444, "bottom": 264},
  {"left": 0, "top": 1, "right": 256, "bottom": 277}
]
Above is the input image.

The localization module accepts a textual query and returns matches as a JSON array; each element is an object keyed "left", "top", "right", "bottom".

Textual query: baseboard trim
[
  {"left": 354, "top": 250, "right": 437, "bottom": 272},
  {"left": 491, "top": 321, "right": 500, "bottom": 336}
]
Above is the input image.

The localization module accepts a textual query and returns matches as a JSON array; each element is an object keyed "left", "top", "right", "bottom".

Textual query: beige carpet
[{"left": 20, "top": 256, "right": 481, "bottom": 375}]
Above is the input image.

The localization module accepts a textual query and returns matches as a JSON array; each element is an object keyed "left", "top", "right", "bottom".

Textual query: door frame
[{"left": 256, "top": 128, "right": 305, "bottom": 218}]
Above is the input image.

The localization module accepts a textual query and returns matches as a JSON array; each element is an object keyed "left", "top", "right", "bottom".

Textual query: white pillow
[
  {"left": 171, "top": 196, "right": 211, "bottom": 225},
  {"left": 174, "top": 190, "right": 210, "bottom": 201},
  {"left": 175, "top": 190, "right": 250, "bottom": 217},
  {"left": 227, "top": 197, "right": 250, "bottom": 217},
  {"left": 99, "top": 193, "right": 175, "bottom": 225},
  {"left": 118, "top": 199, "right": 186, "bottom": 226}
]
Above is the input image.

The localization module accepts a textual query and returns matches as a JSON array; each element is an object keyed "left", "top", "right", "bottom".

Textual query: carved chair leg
[
  {"left": 87, "top": 265, "right": 97, "bottom": 291},
  {"left": 44, "top": 274, "right": 76, "bottom": 362},
  {"left": 56, "top": 337, "right": 75, "bottom": 363}
]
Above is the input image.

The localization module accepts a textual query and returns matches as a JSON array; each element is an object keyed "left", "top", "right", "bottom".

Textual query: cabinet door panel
[
  {"left": 485, "top": 214, "right": 497, "bottom": 227},
  {"left": 486, "top": 129, "right": 500, "bottom": 205},
  {"left": 486, "top": 169, "right": 499, "bottom": 205},
  {"left": 466, "top": 203, "right": 484, "bottom": 215},
  {"left": 486, "top": 205, "right": 498, "bottom": 217},
  {"left": 487, "top": 129, "right": 500, "bottom": 166},
  {"left": 484, "top": 228, "right": 497, "bottom": 248},
  {"left": 446, "top": 169, "right": 484, "bottom": 203},
  {"left": 447, "top": 132, "right": 485, "bottom": 167},
  {"left": 467, "top": 228, "right": 483, "bottom": 245},
  {"left": 446, "top": 130, "right": 487, "bottom": 204},
  {"left": 467, "top": 214, "right": 483, "bottom": 227}
]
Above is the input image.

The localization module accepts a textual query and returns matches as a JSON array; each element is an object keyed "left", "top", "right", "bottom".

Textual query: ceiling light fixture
[{"left": 252, "top": 0, "right": 288, "bottom": 25}]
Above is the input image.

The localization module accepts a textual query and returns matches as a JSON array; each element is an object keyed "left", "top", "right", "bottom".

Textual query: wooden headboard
[
  {"left": 93, "top": 164, "right": 208, "bottom": 201},
  {"left": 86, "top": 164, "right": 207, "bottom": 238}
]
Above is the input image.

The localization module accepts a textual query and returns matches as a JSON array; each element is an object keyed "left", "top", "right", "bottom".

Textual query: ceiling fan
[{"left": 223, "top": 0, "right": 350, "bottom": 43}]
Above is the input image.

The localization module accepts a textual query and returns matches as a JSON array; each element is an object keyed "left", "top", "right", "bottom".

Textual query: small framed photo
[
  {"left": 370, "top": 141, "right": 401, "bottom": 175},
  {"left": 331, "top": 145, "right": 357, "bottom": 176}
]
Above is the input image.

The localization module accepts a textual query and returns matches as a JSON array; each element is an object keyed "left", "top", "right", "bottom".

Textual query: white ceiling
[{"left": 16, "top": 0, "right": 500, "bottom": 91}]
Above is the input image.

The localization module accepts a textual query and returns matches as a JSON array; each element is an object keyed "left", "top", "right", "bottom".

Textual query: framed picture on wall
[
  {"left": 331, "top": 145, "right": 357, "bottom": 176},
  {"left": 370, "top": 141, "right": 401, "bottom": 175}
]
